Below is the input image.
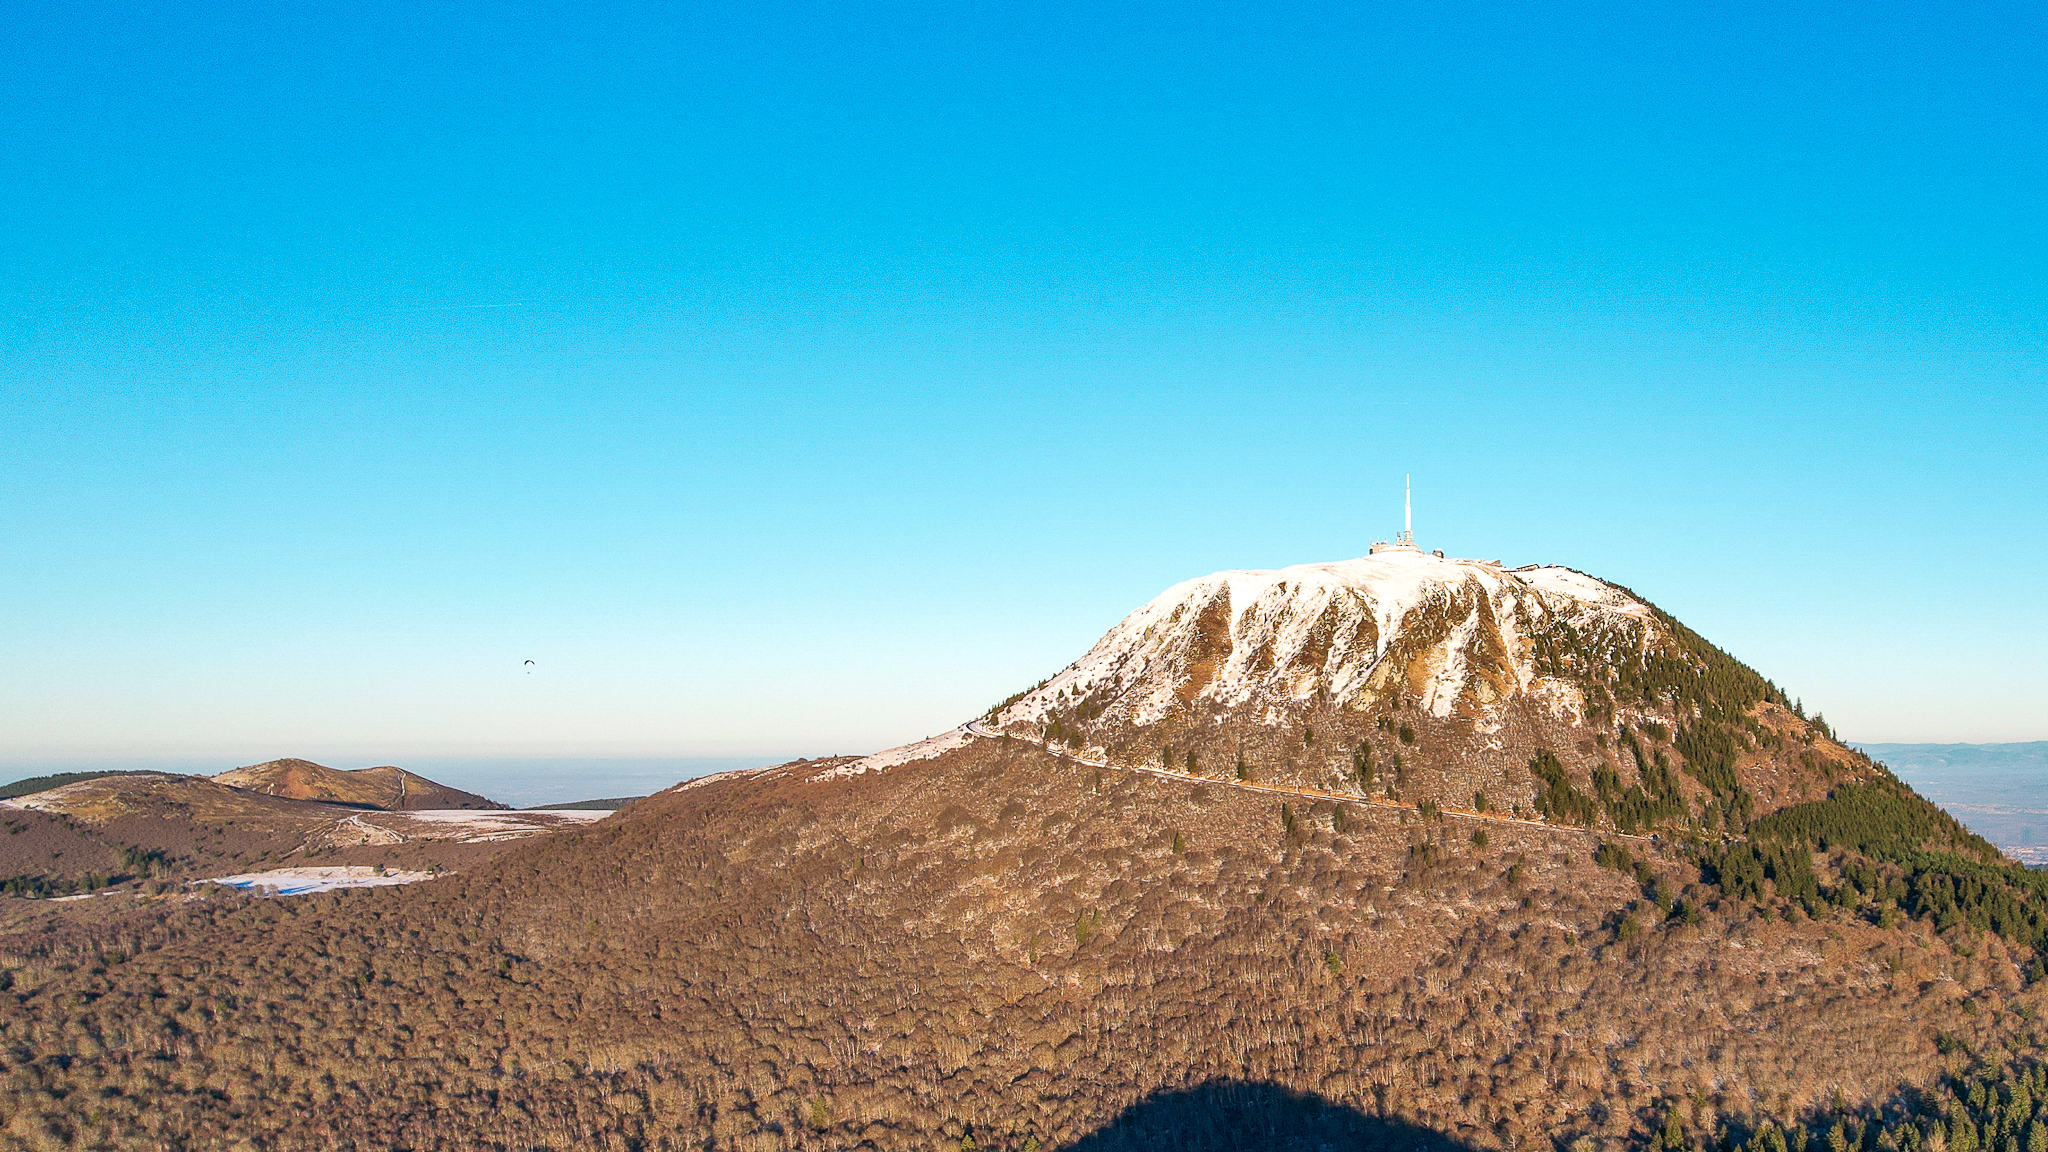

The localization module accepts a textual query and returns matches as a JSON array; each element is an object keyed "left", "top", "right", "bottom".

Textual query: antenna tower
[{"left": 1369, "top": 475, "right": 1422, "bottom": 555}]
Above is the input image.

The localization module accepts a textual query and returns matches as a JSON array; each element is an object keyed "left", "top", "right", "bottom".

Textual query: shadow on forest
[{"left": 1058, "top": 1081, "right": 1478, "bottom": 1152}]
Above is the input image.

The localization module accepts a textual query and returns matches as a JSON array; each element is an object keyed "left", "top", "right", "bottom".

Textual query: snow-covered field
[
  {"left": 816, "top": 728, "right": 973, "bottom": 780},
  {"left": 208, "top": 866, "right": 439, "bottom": 895},
  {"left": 376, "top": 808, "right": 609, "bottom": 843}
]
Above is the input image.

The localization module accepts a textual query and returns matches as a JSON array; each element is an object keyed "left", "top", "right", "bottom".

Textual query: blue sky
[{"left": 4, "top": 0, "right": 2045, "bottom": 775}]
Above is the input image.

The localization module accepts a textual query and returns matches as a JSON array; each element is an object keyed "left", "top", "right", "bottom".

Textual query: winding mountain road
[{"left": 962, "top": 718, "right": 1654, "bottom": 843}]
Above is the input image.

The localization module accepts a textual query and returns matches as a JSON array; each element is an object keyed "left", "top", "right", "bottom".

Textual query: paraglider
[{"left": 524, "top": 660, "right": 536, "bottom": 674}]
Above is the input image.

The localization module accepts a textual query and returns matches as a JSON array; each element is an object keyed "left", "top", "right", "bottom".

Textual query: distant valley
[{"left": 1862, "top": 742, "right": 2048, "bottom": 863}]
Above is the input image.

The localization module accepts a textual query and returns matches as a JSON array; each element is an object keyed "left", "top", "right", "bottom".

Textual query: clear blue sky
[{"left": 4, "top": 0, "right": 2045, "bottom": 776}]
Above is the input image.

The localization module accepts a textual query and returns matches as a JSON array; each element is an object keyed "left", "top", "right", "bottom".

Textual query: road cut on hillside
[{"left": 962, "top": 720, "right": 1656, "bottom": 843}]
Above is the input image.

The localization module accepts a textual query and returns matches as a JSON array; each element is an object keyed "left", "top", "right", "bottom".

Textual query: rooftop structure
[{"left": 1368, "top": 475, "right": 1422, "bottom": 554}]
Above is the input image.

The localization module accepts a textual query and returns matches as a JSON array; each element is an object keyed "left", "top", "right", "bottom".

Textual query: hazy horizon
[
  {"left": 0, "top": 754, "right": 787, "bottom": 809},
  {"left": 9, "top": 739, "right": 2047, "bottom": 819}
]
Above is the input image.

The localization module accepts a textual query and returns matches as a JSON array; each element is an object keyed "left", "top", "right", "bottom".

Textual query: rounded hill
[{"left": 214, "top": 758, "right": 504, "bottom": 810}]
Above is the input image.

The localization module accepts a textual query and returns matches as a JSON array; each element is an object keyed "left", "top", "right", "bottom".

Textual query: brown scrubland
[{"left": 0, "top": 733, "right": 2040, "bottom": 1152}]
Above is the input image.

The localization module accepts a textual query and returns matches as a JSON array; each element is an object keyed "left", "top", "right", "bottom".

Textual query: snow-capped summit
[{"left": 987, "top": 550, "right": 1660, "bottom": 740}]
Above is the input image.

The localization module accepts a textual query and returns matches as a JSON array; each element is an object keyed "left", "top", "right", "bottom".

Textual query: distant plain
[{"left": 1862, "top": 742, "right": 2048, "bottom": 862}]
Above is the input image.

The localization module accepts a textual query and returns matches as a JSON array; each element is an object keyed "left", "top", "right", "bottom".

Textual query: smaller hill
[
  {"left": 213, "top": 759, "right": 503, "bottom": 810},
  {"left": 0, "top": 770, "right": 166, "bottom": 800},
  {"left": 0, "top": 774, "right": 366, "bottom": 895},
  {"left": 0, "top": 770, "right": 563, "bottom": 904},
  {"left": 523, "top": 797, "right": 644, "bottom": 811},
  {"left": 3, "top": 773, "right": 343, "bottom": 827}
]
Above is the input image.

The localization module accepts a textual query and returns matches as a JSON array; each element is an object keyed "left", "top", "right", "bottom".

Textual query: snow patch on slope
[
  {"left": 208, "top": 866, "right": 438, "bottom": 896},
  {"left": 381, "top": 808, "right": 608, "bottom": 842},
  {"left": 816, "top": 727, "right": 973, "bottom": 781},
  {"left": 669, "top": 766, "right": 776, "bottom": 794},
  {"left": 1514, "top": 566, "right": 1654, "bottom": 621}
]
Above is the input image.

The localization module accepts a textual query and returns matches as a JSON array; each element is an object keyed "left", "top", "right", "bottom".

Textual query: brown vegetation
[{"left": 0, "top": 737, "right": 2036, "bottom": 1151}]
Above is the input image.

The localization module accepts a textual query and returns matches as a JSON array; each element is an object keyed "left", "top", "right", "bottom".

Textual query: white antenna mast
[{"left": 1369, "top": 474, "right": 1421, "bottom": 555}]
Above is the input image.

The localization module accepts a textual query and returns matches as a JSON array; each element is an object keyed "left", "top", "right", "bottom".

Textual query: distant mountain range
[{"left": 1861, "top": 741, "right": 2048, "bottom": 777}]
